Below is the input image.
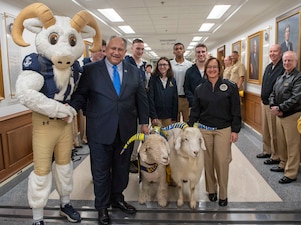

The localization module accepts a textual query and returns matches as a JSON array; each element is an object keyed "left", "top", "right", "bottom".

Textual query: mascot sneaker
[
  {"left": 60, "top": 203, "right": 81, "bottom": 222},
  {"left": 32, "top": 221, "right": 44, "bottom": 225}
]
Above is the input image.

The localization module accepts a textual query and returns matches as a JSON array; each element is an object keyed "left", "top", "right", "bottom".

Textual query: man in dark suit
[
  {"left": 249, "top": 39, "right": 259, "bottom": 80},
  {"left": 280, "top": 24, "right": 293, "bottom": 53},
  {"left": 71, "top": 36, "right": 149, "bottom": 225}
]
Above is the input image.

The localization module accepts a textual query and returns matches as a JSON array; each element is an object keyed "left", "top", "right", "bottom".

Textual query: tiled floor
[
  {"left": 0, "top": 125, "right": 301, "bottom": 224},
  {"left": 49, "top": 144, "right": 281, "bottom": 203}
]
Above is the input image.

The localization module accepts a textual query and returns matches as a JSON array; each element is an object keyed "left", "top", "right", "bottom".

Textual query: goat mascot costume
[{"left": 11, "top": 3, "right": 101, "bottom": 225}]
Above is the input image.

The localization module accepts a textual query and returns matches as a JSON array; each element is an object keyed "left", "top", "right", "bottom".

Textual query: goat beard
[{"left": 53, "top": 66, "right": 71, "bottom": 89}]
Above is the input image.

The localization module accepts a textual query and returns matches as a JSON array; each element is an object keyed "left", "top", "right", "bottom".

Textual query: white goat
[
  {"left": 138, "top": 134, "right": 170, "bottom": 207},
  {"left": 167, "top": 127, "right": 206, "bottom": 209}
]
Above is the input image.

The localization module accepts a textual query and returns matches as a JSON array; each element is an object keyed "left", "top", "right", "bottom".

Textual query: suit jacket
[
  {"left": 281, "top": 41, "right": 293, "bottom": 52},
  {"left": 249, "top": 52, "right": 259, "bottom": 80},
  {"left": 71, "top": 58, "right": 149, "bottom": 144}
]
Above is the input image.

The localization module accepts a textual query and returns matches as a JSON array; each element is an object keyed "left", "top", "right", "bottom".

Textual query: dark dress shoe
[
  {"left": 208, "top": 193, "right": 217, "bottom": 202},
  {"left": 111, "top": 201, "right": 137, "bottom": 214},
  {"left": 264, "top": 158, "right": 280, "bottom": 165},
  {"left": 98, "top": 208, "right": 110, "bottom": 225},
  {"left": 218, "top": 198, "right": 228, "bottom": 206},
  {"left": 279, "top": 176, "right": 296, "bottom": 184},
  {"left": 256, "top": 153, "right": 271, "bottom": 158},
  {"left": 270, "top": 166, "right": 284, "bottom": 172}
]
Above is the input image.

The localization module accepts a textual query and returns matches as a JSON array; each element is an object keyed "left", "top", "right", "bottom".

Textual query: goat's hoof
[
  {"left": 158, "top": 200, "right": 167, "bottom": 207},
  {"left": 177, "top": 199, "right": 184, "bottom": 207},
  {"left": 138, "top": 197, "right": 146, "bottom": 205},
  {"left": 190, "top": 201, "right": 197, "bottom": 209}
]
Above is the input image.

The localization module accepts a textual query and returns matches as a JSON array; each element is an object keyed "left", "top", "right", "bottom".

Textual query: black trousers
[{"left": 88, "top": 129, "right": 133, "bottom": 209}]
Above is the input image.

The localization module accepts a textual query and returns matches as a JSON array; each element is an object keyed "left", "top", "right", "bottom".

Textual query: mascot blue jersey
[{"left": 22, "top": 53, "right": 80, "bottom": 104}]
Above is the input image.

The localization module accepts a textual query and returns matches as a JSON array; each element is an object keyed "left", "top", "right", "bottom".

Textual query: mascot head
[{"left": 11, "top": 2, "right": 101, "bottom": 70}]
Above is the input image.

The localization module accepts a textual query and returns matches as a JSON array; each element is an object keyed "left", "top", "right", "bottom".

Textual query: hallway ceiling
[{"left": 15, "top": 0, "right": 301, "bottom": 60}]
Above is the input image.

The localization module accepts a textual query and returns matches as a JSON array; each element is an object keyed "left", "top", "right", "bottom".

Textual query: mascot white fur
[{"left": 11, "top": 3, "right": 101, "bottom": 225}]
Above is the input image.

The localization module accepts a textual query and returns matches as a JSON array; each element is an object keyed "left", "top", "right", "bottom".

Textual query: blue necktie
[{"left": 112, "top": 65, "right": 121, "bottom": 95}]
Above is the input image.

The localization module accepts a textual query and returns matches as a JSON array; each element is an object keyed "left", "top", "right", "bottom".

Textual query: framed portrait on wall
[
  {"left": 276, "top": 7, "right": 301, "bottom": 69},
  {"left": 232, "top": 40, "right": 241, "bottom": 54},
  {"left": 217, "top": 45, "right": 225, "bottom": 68},
  {"left": 247, "top": 31, "right": 262, "bottom": 84}
]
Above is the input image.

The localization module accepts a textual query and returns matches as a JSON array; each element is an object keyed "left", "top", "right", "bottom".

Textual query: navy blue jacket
[
  {"left": 148, "top": 74, "right": 178, "bottom": 121},
  {"left": 184, "top": 64, "right": 206, "bottom": 107}
]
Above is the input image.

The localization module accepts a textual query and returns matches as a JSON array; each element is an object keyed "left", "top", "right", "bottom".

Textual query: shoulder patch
[{"left": 226, "top": 78, "right": 236, "bottom": 85}]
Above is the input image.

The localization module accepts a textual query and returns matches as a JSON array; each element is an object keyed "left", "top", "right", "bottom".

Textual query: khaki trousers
[
  {"left": 200, "top": 127, "right": 232, "bottom": 200},
  {"left": 159, "top": 118, "right": 172, "bottom": 127},
  {"left": 262, "top": 104, "right": 279, "bottom": 159},
  {"left": 276, "top": 112, "right": 301, "bottom": 179},
  {"left": 32, "top": 112, "right": 73, "bottom": 176},
  {"left": 178, "top": 97, "right": 189, "bottom": 122}
]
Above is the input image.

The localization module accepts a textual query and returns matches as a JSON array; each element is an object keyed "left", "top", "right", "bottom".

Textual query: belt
[
  {"left": 194, "top": 123, "right": 217, "bottom": 131},
  {"left": 178, "top": 95, "right": 186, "bottom": 98},
  {"left": 49, "top": 117, "right": 63, "bottom": 120}
]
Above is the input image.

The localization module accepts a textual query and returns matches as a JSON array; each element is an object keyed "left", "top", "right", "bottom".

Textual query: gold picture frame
[
  {"left": 247, "top": 31, "right": 262, "bottom": 84},
  {"left": 232, "top": 40, "right": 241, "bottom": 54},
  {"left": 83, "top": 40, "right": 92, "bottom": 58},
  {"left": 276, "top": 7, "right": 301, "bottom": 70}
]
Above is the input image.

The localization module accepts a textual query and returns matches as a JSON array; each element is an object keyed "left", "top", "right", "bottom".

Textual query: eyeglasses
[
  {"left": 158, "top": 64, "right": 169, "bottom": 67},
  {"left": 207, "top": 66, "right": 218, "bottom": 69}
]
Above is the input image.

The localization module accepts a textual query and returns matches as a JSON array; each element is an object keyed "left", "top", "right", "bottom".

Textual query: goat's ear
[
  {"left": 175, "top": 136, "right": 181, "bottom": 151},
  {"left": 200, "top": 136, "right": 206, "bottom": 150},
  {"left": 80, "top": 25, "right": 96, "bottom": 39},
  {"left": 23, "top": 18, "right": 43, "bottom": 34}
]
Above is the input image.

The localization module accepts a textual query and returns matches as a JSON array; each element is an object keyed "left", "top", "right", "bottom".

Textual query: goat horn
[
  {"left": 11, "top": 3, "right": 56, "bottom": 47},
  {"left": 70, "top": 10, "right": 101, "bottom": 53},
  {"left": 151, "top": 126, "right": 168, "bottom": 139},
  {"left": 161, "top": 122, "right": 189, "bottom": 131},
  {"left": 120, "top": 133, "right": 146, "bottom": 155}
]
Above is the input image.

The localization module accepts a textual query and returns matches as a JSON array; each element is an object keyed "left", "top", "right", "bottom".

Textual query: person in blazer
[
  {"left": 280, "top": 24, "right": 293, "bottom": 53},
  {"left": 71, "top": 36, "right": 149, "bottom": 225}
]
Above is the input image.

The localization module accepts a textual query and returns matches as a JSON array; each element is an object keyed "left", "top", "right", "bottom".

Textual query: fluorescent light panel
[
  {"left": 199, "top": 23, "right": 214, "bottom": 31},
  {"left": 207, "top": 5, "right": 231, "bottom": 19},
  {"left": 189, "top": 41, "right": 198, "bottom": 46},
  {"left": 98, "top": 8, "right": 124, "bottom": 22},
  {"left": 118, "top": 25, "right": 135, "bottom": 34},
  {"left": 192, "top": 36, "right": 202, "bottom": 41}
]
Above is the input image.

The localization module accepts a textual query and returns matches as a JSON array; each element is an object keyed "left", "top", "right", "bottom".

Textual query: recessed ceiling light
[
  {"left": 118, "top": 25, "right": 135, "bottom": 34},
  {"left": 207, "top": 5, "right": 231, "bottom": 19},
  {"left": 192, "top": 37, "right": 202, "bottom": 41},
  {"left": 98, "top": 8, "right": 124, "bottom": 22},
  {"left": 199, "top": 23, "right": 214, "bottom": 32},
  {"left": 189, "top": 41, "right": 198, "bottom": 46}
]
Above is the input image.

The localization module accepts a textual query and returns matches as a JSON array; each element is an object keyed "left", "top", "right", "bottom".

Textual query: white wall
[
  {"left": 0, "top": 0, "right": 36, "bottom": 116},
  {"left": 210, "top": 4, "right": 301, "bottom": 95}
]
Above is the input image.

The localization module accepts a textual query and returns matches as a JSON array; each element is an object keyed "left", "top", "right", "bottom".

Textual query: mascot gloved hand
[{"left": 11, "top": 3, "right": 101, "bottom": 225}]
